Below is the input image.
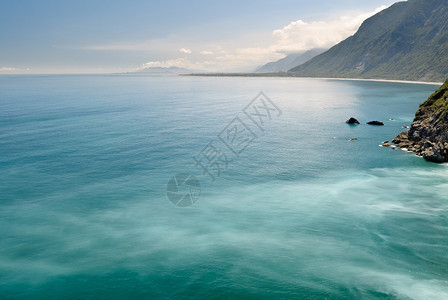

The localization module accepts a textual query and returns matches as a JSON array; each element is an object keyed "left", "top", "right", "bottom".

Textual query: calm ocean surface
[{"left": 0, "top": 75, "right": 447, "bottom": 299}]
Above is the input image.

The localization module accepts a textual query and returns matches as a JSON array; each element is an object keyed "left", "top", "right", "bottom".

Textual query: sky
[{"left": 0, "top": 0, "right": 399, "bottom": 74}]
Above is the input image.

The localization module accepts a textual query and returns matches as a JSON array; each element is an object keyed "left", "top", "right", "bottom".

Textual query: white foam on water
[
  {"left": 1, "top": 165, "right": 447, "bottom": 297},
  {"left": 358, "top": 270, "right": 448, "bottom": 300}
]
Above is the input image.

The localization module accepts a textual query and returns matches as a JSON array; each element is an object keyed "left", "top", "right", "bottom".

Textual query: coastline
[
  {"left": 314, "top": 77, "right": 443, "bottom": 86},
  {"left": 0, "top": 73, "right": 443, "bottom": 86},
  {"left": 184, "top": 73, "right": 443, "bottom": 86}
]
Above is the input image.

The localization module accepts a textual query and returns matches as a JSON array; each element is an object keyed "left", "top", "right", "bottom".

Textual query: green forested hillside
[{"left": 289, "top": 0, "right": 448, "bottom": 82}]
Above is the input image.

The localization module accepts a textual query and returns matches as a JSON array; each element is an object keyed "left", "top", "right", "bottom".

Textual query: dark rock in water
[
  {"left": 381, "top": 141, "right": 391, "bottom": 147},
  {"left": 422, "top": 147, "right": 445, "bottom": 163},
  {"left": 393, "top": 78, "right": 448, "bottom": 163},
  {"left": 367, "top": 121, "right": 384, "bottom": 126},
  {"left": 346, "top": 117, "right": 360, "bottom": 124}
]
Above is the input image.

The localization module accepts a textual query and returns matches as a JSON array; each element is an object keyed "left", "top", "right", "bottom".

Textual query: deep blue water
[{"left": 0, "top": 75, "right": 447, "bottom": 299}]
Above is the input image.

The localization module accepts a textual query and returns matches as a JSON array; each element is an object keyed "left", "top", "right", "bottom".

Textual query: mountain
[
  {"left": 393, "top": 78, "right": 448, "bottom": 162},
  {"left": 255, "top": 49, "right": 326, "bottom": 73},
  {"left": 289, "top": 0, "right": 448, "bottom": 82},
  {"left": 136, "top": 66, "right": 194, "bottom": 74}
]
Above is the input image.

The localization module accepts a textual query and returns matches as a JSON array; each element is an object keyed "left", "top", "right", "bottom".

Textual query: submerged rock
[
  {"left": 422, "top": 147, "right": 445, "bottom": 163},
  {"left": 346, "top": 117, "right": 360, "bottom": 124},
  {"left": 393, "top": 78, "right": 448, "bottom": 163},
  {"left": 367, "top": 121, "right": 384, "bottom": 126}
]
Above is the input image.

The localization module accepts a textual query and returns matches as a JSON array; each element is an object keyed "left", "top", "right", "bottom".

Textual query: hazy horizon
[{"left": 0, "top": 0, "right": 397, "bottom": 74}]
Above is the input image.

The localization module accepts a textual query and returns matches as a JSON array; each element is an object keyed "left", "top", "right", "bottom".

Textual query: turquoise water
[{"left": 0, "top": 75, "right": 447, "bottom": 299}]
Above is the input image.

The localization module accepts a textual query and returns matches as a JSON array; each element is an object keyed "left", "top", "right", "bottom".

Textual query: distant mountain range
[
  {"left": 136, "top": 66, "right": 194, "bottom": 75},
  {"left": 255, "top": 49, "right": 327, "bottom": 73},
  {"left": 289, "top": 0, "right": 448, "bottom": 82}
]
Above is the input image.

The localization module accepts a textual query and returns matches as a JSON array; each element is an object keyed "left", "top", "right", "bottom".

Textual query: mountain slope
[
  {"left": 290, "top": 0, "right": 448, "bottom": 82},
  {"left": 255, "top": 49, "right": 326, "bottom": 73}
]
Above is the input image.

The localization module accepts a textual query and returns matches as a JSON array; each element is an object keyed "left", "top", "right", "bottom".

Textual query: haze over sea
[{"left": 0, "top": 75, "right": 447, "bottom": 299}]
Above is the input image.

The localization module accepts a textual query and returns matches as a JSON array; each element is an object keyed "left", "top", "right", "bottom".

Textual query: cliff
[{"left": 393, "top": 78, "right": 448, "bottom": 162}]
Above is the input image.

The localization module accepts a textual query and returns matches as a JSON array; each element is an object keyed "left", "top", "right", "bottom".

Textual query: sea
[{"left": 0, "top": 74, "right": 447, "bottom": 299}]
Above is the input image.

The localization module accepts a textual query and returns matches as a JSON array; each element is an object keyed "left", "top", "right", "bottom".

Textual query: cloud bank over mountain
[{"left": 135, "top": 6, "right": 389, "bottom": 72}]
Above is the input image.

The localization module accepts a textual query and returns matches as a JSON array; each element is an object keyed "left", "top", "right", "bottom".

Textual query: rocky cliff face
[{"left": 393, "top": 78, "right": 448, "bottom": 163}]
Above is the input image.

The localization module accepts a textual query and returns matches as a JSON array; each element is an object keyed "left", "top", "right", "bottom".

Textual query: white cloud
[
  {"left": 271, "top": 6, "right": 388, "bottom": 54},
  {"left": 82, "top": 5, "right": 390, "bottom": 72},
  {"left": 202, "top": 5, "right": 389, "bottom": 71},
  {"left": 139, "top": 46, "right": 284, "bottom": 72},
  {"left": 139, "top": 58, "right": 215, "bottom": 71},
  {"left": 179, "top": 48, "right": 192, "bottom": 54},
  {"left": 0, "top": 67, "right": 17, "bottom": 72},
  {"left": 207, "top": 5, "right": 389, "bottom": 70},
  {"left": 0, "top": 67, "right": 31, "bottom": 73},
  {"left": 213, "top": 47, "right": 283, "bottom": 71}
]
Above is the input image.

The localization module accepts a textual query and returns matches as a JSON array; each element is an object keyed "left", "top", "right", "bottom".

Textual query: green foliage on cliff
[
  {"left": 415, "top": 78, "right": 448, "bottom": 122},
  {"left": 289, "top": 0, "right": 448, "bottom": 82}
]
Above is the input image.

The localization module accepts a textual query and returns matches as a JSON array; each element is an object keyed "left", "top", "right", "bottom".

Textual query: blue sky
[{"left": 0, "top": 0, "right": 398, "bottom": 74}]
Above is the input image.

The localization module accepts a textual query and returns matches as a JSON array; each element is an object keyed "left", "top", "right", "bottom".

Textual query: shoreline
[
  {"left": 0, "top": 73, "right": 443, "bottom": 86},
  {"left": 313, "top": 76, "right": 443, "bottom": 86},
  {"left": 184, "top": 73, "right": 443, "bottom": 86}
]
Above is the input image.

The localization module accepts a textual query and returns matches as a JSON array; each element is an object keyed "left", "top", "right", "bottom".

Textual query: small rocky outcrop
[
  {"left": 346, "top": 117, "right": 360, "bottom": 124},
  {"left": 367, "top": 121, "right": 384, "bottom": 126},
  {"left": 393, "top": 78, "right": 448, "bottom": 163}
]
